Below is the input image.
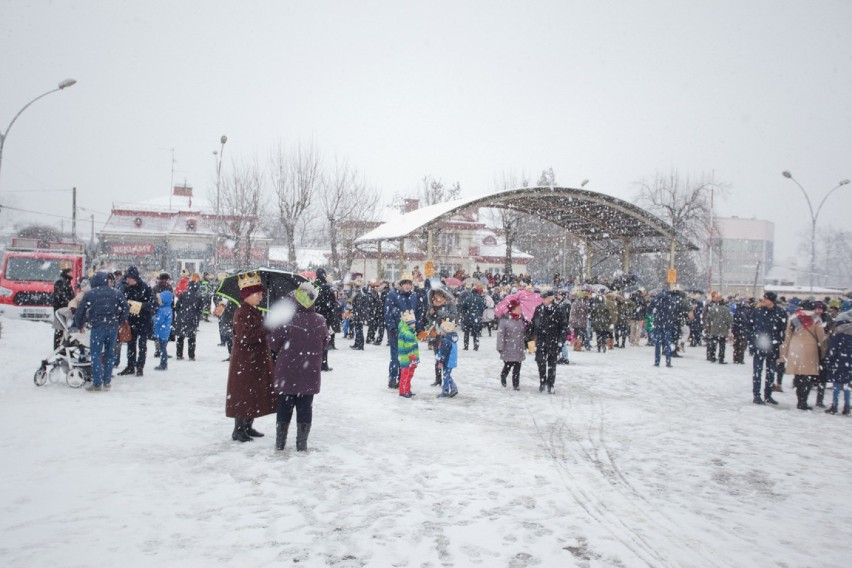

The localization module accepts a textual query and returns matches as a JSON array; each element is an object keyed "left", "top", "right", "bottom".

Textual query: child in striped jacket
[{"left": 397, "top": 310, "right": 420, "bottom": 398}]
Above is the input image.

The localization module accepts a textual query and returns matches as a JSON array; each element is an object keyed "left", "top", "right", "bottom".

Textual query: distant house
[
  {"left": 341, "top": 199, "right": 533, "bottom": 282},
  {"left": 97, "top": 185, "right": 270, "bottom": 278}
]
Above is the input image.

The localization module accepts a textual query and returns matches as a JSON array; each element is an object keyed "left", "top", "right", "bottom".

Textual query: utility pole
[
  {"left": 90, "top": 214, "right": 95, "bottom": 250},
  {"left": 72, "top": 186, "right": 77, "bottom": 241}
]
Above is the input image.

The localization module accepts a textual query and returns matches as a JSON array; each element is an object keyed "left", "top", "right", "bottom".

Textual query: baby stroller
[{"left": 34, "top": 308, "right": 92, "bottom": 388}]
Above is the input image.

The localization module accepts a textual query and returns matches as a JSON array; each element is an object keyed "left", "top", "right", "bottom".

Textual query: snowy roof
[
  {"left": 112, "top": 194, "right": 214, "bottom": 214},
  {"left": 269, "top": 246, "right": 329, "bottom": 268},
  {"left": 355, "top": 186, "right": 697, "bottom": 253},
  {"left": 100, "top": 211, "right": 216, "bottom": 237}
]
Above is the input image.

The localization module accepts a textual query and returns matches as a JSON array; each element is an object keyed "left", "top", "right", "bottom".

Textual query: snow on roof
[
  {"left": 112, "top": 194, "right": 214, "bottom": 214},
  {"left": 355, "top": 196, "right": 482, "bottom": 242},
  {"left": 269, "top": 246, "right": 329, "bottom": 268},
  {"left": 100, "top": 211, "right": 216, "bottom": 237}
]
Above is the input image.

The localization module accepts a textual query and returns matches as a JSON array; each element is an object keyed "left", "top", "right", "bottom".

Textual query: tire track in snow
[{"left": 529, "top": 398, "right": 674, "bottom": 567}]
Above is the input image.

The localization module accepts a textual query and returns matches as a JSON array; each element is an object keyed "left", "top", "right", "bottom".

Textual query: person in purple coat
[{"left": 268, "top": 282, "right": 331, "bottom": 452}]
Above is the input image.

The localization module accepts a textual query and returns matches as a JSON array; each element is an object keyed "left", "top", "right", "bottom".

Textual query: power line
[{"left": 0, "top": 204, "right": 77, "bottom": 220}]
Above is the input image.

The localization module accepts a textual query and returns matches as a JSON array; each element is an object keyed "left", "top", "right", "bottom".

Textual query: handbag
[{"left": 118, "top": 321, "right": 132, "bottom": 343}]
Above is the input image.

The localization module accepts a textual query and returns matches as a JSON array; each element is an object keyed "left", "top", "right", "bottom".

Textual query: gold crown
[{"left": 237, "top": 272, "right": 262, "bottom": 289}]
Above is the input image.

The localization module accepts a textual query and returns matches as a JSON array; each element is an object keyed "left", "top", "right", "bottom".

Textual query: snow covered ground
[{"left": 1, "top": 315, "right": 850, "bottom": 567}]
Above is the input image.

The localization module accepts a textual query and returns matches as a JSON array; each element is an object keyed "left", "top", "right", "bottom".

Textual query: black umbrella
[{"left": 216, "top": 267, "right": 308, "bottom": 309}]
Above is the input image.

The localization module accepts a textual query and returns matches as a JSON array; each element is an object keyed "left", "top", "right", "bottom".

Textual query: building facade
[
  {"left": 97, "top": 185, "right": 270, "bottom": 279},
  {"left": 712, "top": 217, "right": 774, "bottom": 295}
]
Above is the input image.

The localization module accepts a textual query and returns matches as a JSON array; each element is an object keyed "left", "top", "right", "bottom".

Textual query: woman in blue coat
[{"left": 152, "top": 289, "right": 174, "bottom": 370}]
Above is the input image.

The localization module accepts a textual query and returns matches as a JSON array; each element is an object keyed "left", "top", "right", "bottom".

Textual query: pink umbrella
[
  {"left": 443, "top": 277, "right": 463, "bottom": 287},
  {"left": 494, "top": 290, "right": 542, "bottom": 321}
]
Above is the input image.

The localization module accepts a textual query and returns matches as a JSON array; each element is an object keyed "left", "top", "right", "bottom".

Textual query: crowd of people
[
  {"left": 332, "top": 273, "right": 852, "bottom": 414},
  {"left": 59, "top": 262, "right": 852, "bottom": 454}
]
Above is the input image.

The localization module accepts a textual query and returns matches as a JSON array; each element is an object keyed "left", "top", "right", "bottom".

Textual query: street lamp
[
  {"left": 0, "top": 79, "right": 77, "bottom": 186},
  {"left": 781, "top": 171, "right": 851, "bottom": 293},
  {"left": 213, "top": 135, "right": 227, "bottom": 272}
]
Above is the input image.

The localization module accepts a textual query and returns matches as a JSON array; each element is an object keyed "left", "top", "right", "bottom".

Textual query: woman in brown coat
[
  {"left": 225, "top": 273, "right": 277, "bottom": 442},
  {"left": 779, "top": 300, "right": 827, "bottom": 410}
]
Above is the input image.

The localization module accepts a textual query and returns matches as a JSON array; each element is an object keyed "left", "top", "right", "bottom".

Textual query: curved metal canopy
[{"left": 355, "top": 186, "right": 698, "bottom": 254}]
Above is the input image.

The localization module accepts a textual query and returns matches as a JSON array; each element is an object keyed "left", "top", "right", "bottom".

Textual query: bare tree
[
  {"left": 219, "top": 158, "right": 267, "bottom": 270},
  {"left": 491, "top": 171, "right": 530, "bottom": 275},
  {"left": 319, "top": 158, "right": 380, "bottom": 276},
  {"left": 634, "top": 170, "right": 728, "bottom": 287},
  {"left": 270, "top": 141, "right": 323, "bottom": 263},
  {"left": 417, "top": 175, "right": 461, "bottom": 206}
]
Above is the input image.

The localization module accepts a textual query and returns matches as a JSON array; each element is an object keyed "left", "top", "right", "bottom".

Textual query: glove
[
  {"left": 417, "top": 331, "right": 429, "bottom": 341},
  {"left": 438, "top": 363, "right": 444, "bottom": 369}
]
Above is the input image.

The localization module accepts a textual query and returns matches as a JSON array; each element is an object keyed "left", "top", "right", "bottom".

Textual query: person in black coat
[
  {"left": 529, "top": 290, "right": 568, "bottom": 393},
  {"left": 459, "top": 286, "right": 487, "bottom": 351},
  {"left": 52, "top": 261, "right": 75, "bottom": 350},
  {"left": 650, "top": 289, "right": 679, "bottom": 367},
  {"left": 349, "top": 283, "right": 370, "bottom": 350},
  {"left": 366, "top": 282, "right": 386, "bottom": 345},
  {"left": 731, "top": 298, "right": 753, "bottom": 364},
  {"left": 118, "top": 265, "right": 155, "bottom": 376},
  {"left": 173, "top": 277, "right": 205, "bottom": 360},
  {"left": 313, "top": 268, "right": 340, "bottom": 371},
  {"left": 748, "top": 291, "right": 787, "bottom": 404}
]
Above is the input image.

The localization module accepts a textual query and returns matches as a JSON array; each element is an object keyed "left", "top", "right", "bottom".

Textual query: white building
[
  {"left": 712, "top": 217, "right": 774, "bottom": 294},
  {"left": 97, "top": 185, "right": 270, "bottom": 278}
]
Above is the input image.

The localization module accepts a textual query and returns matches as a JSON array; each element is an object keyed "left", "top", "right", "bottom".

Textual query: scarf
[{"left": 796, "top": 309, "right": 816, "bottom": 330}]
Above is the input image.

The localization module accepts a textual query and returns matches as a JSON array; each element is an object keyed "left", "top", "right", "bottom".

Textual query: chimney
[
  {"left": 403, "top": 198, "right": 420, "bottom": 213},
  {"left": 173, "top": 184, "right": 193, "bottom": 198},
  {"left": 173, "top": 184, "right": 193, "bottom": 208}
]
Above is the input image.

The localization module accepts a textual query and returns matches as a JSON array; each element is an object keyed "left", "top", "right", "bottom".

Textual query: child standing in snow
[
  {"left": 398, "top": 310, "right": 419, "bottom": 398},
  {"left": 496, "top": 299, "right": 527, "bottom": 390},
  {"left": 152, "top": 289, "right": 174, "bottom": 370},
  {"left": 436, "top": 320, "right": 459, "bottom": 397}
]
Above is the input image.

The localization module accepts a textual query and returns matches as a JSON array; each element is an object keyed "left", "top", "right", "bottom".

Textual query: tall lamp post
[
  {"left": 0, "top": 79, "right": 77, "bottom": 187},
  {"left": 213, "top": 135, "right": 227, "bottom": 272},
  {"left": 781, "top": 171, "right": 850, "bottom": 293}
]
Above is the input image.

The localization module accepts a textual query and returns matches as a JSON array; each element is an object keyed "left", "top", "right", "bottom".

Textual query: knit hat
[
  {"left": 763, "top": 291, "right": 778, "bottom": 304},
  {"left": 440, "top": 319, "right": 456, "bottom": 333},
  {"left": 398, "top": 272, "right": 413, "bottom": 286},
  {"left": 506, "top": 298, "right": 521, "bottom": 312},
  {"left": 293, "top": 282, "right": 317, "bottom": 308},
  {"left": 401, "top": 310, "right": 416, "bottom": 324}
]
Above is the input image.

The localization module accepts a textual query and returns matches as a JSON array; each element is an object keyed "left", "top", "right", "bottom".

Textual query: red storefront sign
[{"left": 110, "top": 243, "right": 155, "bottom": 256}]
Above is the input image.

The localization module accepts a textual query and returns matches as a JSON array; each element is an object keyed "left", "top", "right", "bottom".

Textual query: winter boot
[
  {"left": 795, "top": 385, "right": 812, "bottom": 410},
  {"left": 432, "top": 367, "right": 442, "bottom": 387},
  {"left": 843, "top": 404, "right": 851, "bottom": 416},
  {"left": 825, "top": 405, "right": 838, "bottom": 415},
  {"left": 815, "top": 389, "right": 825, "bottom": 408},
  {"left": 753, "top": 395, "right": 765, "bottom": 405},
  {"left": 232, "top": 419, "right": 252, "bottom": 442},
  {"left": 539, "top": 380, "right": 546, "bottom": 393},
  {"left": 500, "top": 374, "right": 507, "bottom": 388},
  {"left": 276, "top": 421, "right": 289, "bottom": 450},
  {"left": 118, "top": 366, "right": 135, "bottom": 376},
  {"left": 296, "top": 423, "right": 312, "bottom": 452},
  {"left": 246, "top": 418, "right": 264, "bottom": 437}
]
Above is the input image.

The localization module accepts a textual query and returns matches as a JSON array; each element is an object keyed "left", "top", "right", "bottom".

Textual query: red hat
[{"left": 507, "top": 299, "right": 521, "bottom": 311}]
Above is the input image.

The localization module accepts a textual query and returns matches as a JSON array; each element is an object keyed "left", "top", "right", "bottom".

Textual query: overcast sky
[{"left": 1, "top": 0, "right": 850, "bottom": 264}]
